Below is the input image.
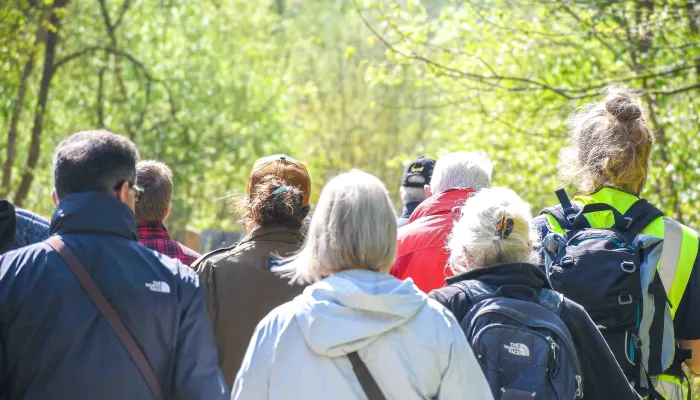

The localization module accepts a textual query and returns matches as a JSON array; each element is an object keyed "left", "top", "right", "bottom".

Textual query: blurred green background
[{"left": 2, "top": 0, "right": 700, "bottom": 234}]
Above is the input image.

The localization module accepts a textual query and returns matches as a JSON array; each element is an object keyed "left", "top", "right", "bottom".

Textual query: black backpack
[
  {"left": 540, "top": 189, "right": 675, "bottom": 399},
  {"left": 458, "top": 280, "right": 583, "bottom": 400}
]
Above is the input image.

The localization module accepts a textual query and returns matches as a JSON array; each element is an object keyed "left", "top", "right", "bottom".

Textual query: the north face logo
[
  {"left": 503, "top": 342, "right": 530, "bottom": 357},
  {"left": 146, "top": 281, "right": 171, "bottom": 294}
]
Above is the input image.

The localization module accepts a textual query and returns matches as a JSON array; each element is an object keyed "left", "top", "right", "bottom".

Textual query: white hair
[
  {"left": 276, "top": 169, "right": 397, "bottom": 284},
  {"left": 447, "top": 187, "right": 540, "bottom": 274},
  {"left": 430, "top": 152, "right": 493, "bottom": 194},
  {"left": 400, "top": 186, "right": 426, "bottom": 204}
]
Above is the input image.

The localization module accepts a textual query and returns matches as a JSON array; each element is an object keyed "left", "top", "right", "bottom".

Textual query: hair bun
[{"left": 605, "top": 89, "right": 642, "bottom": 122}]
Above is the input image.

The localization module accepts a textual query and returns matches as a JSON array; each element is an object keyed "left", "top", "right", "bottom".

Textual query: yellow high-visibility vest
[{"left": 544, "top": 187, "right": 698, "bottom": 399}]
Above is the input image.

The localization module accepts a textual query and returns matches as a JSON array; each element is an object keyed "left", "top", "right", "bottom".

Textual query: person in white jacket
[{"left": 231, "top": 170, "right": 493, "bottom": 400}]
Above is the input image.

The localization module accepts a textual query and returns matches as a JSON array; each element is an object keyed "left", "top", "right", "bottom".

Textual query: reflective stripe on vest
[
  {"left": 667, "top": 223, "right": 699, "bottom": 318},
  {"left": 655, "top": 374, "right": 683, "bottom": 400},
  {"left": 658, "top": 218, "right": 682, "bottom": 303}
]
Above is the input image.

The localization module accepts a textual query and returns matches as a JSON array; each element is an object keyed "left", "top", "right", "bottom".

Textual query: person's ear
[
  {"left": 116, "top": 181, "right": 136, "bottom": 213},
  {"left": 424, "top": 184, "right": 432, "bottom": 198},
  {"left": 116, "top": 181, "right": 130, "bottom": 202},
  {"left": 52, "top": 188, "right": 59, "bottom": 207},
  {"left": 164, "top": 208, "right": 171, "bottom": 220}
]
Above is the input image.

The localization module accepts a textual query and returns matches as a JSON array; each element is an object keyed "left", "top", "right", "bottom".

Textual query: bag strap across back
[
  {"left": 45, "top": 236, "right": 165, "bottom": 400},
  {"left": 347, "top": 351, "right": 387, "bottom": 400}
]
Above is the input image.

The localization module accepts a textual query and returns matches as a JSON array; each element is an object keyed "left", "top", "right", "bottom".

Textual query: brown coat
[{"left": 193, "top": 225, "right": 305, "bottom": 388}]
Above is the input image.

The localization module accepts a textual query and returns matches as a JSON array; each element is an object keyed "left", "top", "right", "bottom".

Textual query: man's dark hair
[
  {"left": 135, "top": 160, "right": 173, "bottom": 222},
  {"left": 54, "top": 130, "right": 139, "bottom": 198}
]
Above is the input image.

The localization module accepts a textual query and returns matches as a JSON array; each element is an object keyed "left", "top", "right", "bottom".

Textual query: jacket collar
[
  {"left": 136, "top": 220, "right": 171, "bottom": 240},
  {"left": 240, "top": 225, "right": 304, "bottom": 246},
  {"left": 400, "top": 201, "right": 422, "bottom": 219},
  {"left": 408, "top": 188, "right": 475, "bottom": 223},
  {"left": 50, "top": 191, "right": 137, "bottom": 240},
  {"left": 446, "top": 262, "right": 551, "bottom": 290},
  {"left": 0, "top": 200, "right": 16, "bottom": 254}
]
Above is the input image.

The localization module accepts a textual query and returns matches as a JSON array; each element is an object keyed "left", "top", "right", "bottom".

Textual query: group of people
[{"left": 0, "top": 87, "right": 697, "bottom": 400}]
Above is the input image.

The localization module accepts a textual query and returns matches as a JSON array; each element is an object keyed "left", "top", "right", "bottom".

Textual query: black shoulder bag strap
[
  {"left": 45, "top": 236, "right": 165, "bottom": 400},
  {"left": 347, "top": 351, "right": 387, "bottom": 400}
]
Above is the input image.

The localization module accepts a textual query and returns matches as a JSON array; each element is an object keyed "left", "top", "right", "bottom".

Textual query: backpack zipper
[
  {"left": 470, "top": 324, "right": 583, "bottom": 398},
  {"left": 472, "top": 307, "right": 583, "bottom": 378},
  {"left": 570, "top": 236, "right": 635, "bottom": 250}
]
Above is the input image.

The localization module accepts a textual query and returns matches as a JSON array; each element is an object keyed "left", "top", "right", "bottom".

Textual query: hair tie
[
  {"left": 271, "top": 185, "right": 288, "bottom": 195},
  {"left": 496, "top": 216, "right": 515, "bottom": 239}
]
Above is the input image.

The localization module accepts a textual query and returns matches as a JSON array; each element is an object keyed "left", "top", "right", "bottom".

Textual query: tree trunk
[
  {"left": 1, "top": 52, "right": 36, "bottom": 199},
  {"left": 13, "top": 0, "right": 68, "bottom": 206}
]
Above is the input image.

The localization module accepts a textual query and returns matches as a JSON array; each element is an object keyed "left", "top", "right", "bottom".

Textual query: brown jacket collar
[{"left": 240, "top": 225, "right": 304, "bottom": 246}]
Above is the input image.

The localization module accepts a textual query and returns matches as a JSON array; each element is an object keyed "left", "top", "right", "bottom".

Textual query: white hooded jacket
[{"left": 231, "top": 269, "right": 493, "bottom": 400}]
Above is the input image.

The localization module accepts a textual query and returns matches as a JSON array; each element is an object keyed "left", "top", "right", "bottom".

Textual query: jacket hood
[
  {"left": 294, "top": 269, "right": 427, "bottom": 357},
  {"left": 408, "top": 188, "right": 475, "bottom": 223},
  {"left": 0, "top": 200, "right": 16, "bottom": 254},
  {"left": 446, "top": 262, "right": 551, "bottom": 290},
  {"left": 50, "top": 191, "right": 137, "bottom": 240}
]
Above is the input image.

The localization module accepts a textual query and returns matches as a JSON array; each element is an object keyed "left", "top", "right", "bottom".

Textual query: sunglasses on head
[{"left": 114, "top": 181, "right": 144, "bottom": 202}]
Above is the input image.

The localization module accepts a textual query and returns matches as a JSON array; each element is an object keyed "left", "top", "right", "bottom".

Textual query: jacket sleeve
[
  {"left": 437, "top": 311, "right": 494, "bottom": 400},
  {"left": 172, "top": 280, "right": 229, "bottom": 400},
  {"left": 195, "top": 258, "right": 218, "bottom": 327},
  {"left": 389, "top": 253, "right": 411, "bottom": 279},
  {"left": 0, "top": 317, "right": 5, "bottom": 399},
  {"left": 565, "top": 302, "right": 641, "bottom": 400},
  {"left": 231, "top": 314, "right": 276, "bottom": 400}
]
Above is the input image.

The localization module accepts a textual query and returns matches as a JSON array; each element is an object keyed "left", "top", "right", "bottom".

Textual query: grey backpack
[{"left": 459, "top": 280, "right": 583, "bottom": 400}]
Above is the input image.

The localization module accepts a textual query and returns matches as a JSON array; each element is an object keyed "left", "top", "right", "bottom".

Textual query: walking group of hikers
[{"left": 0, "top": 87, "right": 698, "bottom": 400}]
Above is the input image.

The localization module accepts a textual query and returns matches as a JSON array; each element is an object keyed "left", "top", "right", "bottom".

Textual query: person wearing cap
[
  {"left": 390, "top": 152, "right": 493, "bottom": 293},
  {"left": 397, "top": 156, "right": 436, "bottom": 228},
  {"left": 193, "top": 154, "right": 311, "bottom": 388}
]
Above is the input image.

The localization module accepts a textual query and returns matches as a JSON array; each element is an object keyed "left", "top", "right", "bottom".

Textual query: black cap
[{"left": 402, "top": 156, "right": 436, "bottom": 188}]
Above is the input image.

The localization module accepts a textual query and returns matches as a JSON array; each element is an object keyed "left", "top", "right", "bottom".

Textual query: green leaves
[{"left": 4, "top": 0, "right": 700, "bottom": 236}]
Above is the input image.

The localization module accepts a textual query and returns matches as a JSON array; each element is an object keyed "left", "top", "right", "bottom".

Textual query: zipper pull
[
  {"left": 575, "top": 375, "right": 583, "bottom": 398},
  {"left": 546, "top": 337, "right": 560, "bottom": 378}
]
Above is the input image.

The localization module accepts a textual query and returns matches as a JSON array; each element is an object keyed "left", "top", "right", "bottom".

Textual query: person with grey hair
[
  {"left": 390, "top": 151, "right": 493, "bottom": 293},
  {"left": 429, "top": 187, "right": 641, "bottom": 400},
  {"left": 231, "top": 170, "right": 493, "bottom": 400},
  {"left": 397, "top": 156, "right": 435, "bottom": 228}
]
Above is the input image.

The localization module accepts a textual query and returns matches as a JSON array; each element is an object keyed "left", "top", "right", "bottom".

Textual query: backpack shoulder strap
[
  {"left": 45, "top": 236, "right": 165, "bottom": 400},
  {"left": 347, "top": 351, "right": 387, "bottom": 400},
  {"left": 455, "top": 279, "right": 498, "bottom": 304},
  {"left": 541, "top": 188, "right": 588, "bottom": 231},
  {"left": 622, "top": 199, "right": 664, "bottom": 236},
  {"left": 536, "top": 288, "right": 564, "bottom": 316}
]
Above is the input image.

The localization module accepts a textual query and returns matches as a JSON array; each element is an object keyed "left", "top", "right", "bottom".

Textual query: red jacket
[{"left": 390, "top": 188, "right": 475, "bottom": 293}]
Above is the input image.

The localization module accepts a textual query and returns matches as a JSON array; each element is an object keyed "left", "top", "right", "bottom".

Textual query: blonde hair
[
  {"left": 276, "top": 170, "right": 397, "bottom": 284},
  {"left": 448, "top": 187, "right": 539, "bottom": 273},
  {"left": 559, "top": 87, "right": 654, "bottom": 195}
]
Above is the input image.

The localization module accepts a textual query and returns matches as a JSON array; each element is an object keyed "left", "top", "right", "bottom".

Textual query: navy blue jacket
[
  {"left": 396, "top": 200, "right": 421, "bottom": 229},
  {"left": 12, "top": 207, "right": 49, "bottom": 251},
  {"left": 0, "top": 192, "right": 228, "bottom": 400}
]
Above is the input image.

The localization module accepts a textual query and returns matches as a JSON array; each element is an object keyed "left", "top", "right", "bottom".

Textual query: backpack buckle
[
  {"left": 623, "top": 216, "right": 634, "bottom": 231},
  {"left": 618, "top": 292, "right": 634, "bottom": 305},
  {"left": 620, "top": 261, "right": 636, "bottom": 274},
  {"left": 560, "top": 256, "right": 574, "bottom": 267}
]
